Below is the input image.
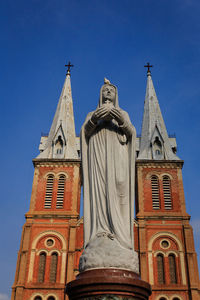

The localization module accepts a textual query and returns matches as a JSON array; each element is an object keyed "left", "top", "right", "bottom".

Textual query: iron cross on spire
[
  {"left": 65, "top": 61, "right": 74, "bottom": 75},
  {"left": 144, "top": 62, "right": 153, "bottom": 74}
]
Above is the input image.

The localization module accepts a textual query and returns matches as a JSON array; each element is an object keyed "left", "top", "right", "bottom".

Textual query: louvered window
[
  {"left": 169, "top": 254, "right": 177, "bottom": 284},
  {"left": 44, "top": 175, "right": 54, "bottom": 208},
  {"left": 50, "top": 253, "right": 58, "bottom": 283},
  {"left": 38, "top": 252, "right": 46, "bottom": 283},
  {"left": 157, "top": 254, "right": 165, "bottom": 284},
  {"left": 151, "top": 175, "right": 160, "bottom": 209},
  {"left": 56, "top": 175, "right": 65, "bottom": 208},
  {"left": 163, "top": 176, "right": 172, "bottom": 209}
]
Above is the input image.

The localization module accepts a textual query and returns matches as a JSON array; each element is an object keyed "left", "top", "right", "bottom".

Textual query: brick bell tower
[
  {"left": 11, "top": 66, "right": 82, "bottom": 300},
  {"left": 135, "top": 67, "right": 200, "bottom": 299}
]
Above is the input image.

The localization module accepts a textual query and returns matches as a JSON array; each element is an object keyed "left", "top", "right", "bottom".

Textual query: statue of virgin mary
[{"left": 79, "top": 79, "right": 139, "bottom": 273}]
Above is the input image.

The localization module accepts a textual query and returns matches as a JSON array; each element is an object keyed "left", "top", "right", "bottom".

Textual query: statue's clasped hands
[{"left": 91, "top": 105, "right": 124, "bottom": 126}]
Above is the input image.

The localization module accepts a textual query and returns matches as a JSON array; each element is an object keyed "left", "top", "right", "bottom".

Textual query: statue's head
[
  {"left": 99, "top": 78, "right": 119, "bottom": 108},
  {"left": 102, "top": 85, "right": 116, "bottom": 104}
]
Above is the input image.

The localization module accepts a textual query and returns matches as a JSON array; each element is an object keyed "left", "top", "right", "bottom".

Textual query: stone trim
[
  {"left": 33, "top": 159, "right": 81, "bottom": 167},
  {"left": 146, "top": 172, "right": 174, "bottom": 180},
  {"left": 27, "top": 231, "right": 67, "bottom": 283},
  {"left": 148, "top": 232, "right": 186, "bottom": 285},
  {"left": 136, "top": 160, "right": 184, "bottom": 169}
]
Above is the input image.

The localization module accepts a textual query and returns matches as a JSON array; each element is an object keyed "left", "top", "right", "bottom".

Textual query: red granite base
[{"left": 66, "top": 269, "right": 151, "bottom": 300}]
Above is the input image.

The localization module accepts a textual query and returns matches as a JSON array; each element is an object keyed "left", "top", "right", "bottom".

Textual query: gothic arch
[
  {"left": 28, "top": 230, "right": 67, "bottom": 284},
  {"left": 147, "top": 232, "right": 186, "bottom": 285}
]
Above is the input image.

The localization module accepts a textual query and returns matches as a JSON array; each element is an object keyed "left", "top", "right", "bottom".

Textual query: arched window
[
  {"left": 157, "top": 254, "right": 165, "bottom": 284},
  {"left": 151, "top": 175, "right": 160, "bottom": 209},
  {"left": 34, "top": 297, "right": 42, "bottom": 300},
  {"left": 50, "top": 252, "right": 58, "bottom": 283},
  {"left": 56, "top": 175, "right": 66, "bottom": 208},
  {"left": 169, "top": 254, "right": 177, "bottom": 284},
  {"left": 47, "top": 297, "right": 55, "bottom": 300},
  {"left": 38, "top": 252, "right": 46, "bottom": 282},
  {"left": 55, "top": 135, "right": 63, "bottom": 155},
  {"left": 159, "top": 298, "right": 167, "bottom": 300},
  {"left": 44, "top": 175, "right": 54, "bottom": 208},
  {"left": 163, "top": 176, "right": 172, "bottom": 209}
]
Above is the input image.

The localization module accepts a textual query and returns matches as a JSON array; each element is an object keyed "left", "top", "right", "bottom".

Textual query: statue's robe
[{"left": 81, "top": 85, "right": 136, "bottom": 250}]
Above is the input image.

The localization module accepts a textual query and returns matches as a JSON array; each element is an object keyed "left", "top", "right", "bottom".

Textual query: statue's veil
[{"left": 98, "top": 83, "right": 119, "bottom": 108}]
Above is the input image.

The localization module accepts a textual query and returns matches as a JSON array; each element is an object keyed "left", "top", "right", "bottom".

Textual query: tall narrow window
[
  {"left": 38, "top": 252, "right": 46, "bottom": 283},
  {"left": 44, "top": 175, "right": 54, "bottom": 208},
  {"left": 50, "top": 253, "right": 58, "bottom": 283},
  {"left": 56, "top": 175, "right": 65, "bottom": 208},
  {"left": 169, "top": 254, "right": 177, "bottom": 284},
  {"left": 163, "top": 176, "right": 172, "bottom": 209},
  {"left": 157, "top": 254, "right": 165, "bottom": 284},
  {"left": 151, "top": 175, "right": 160, "bottom": 209}
]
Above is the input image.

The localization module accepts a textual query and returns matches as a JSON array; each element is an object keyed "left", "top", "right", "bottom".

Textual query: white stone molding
[
  {"left": 27, "top": 230, "right": 67, "bottom": 283},
  {"left": 169, "top": 295, "right": 182, "bottom": 300},
  {"left": 55, "top": 171, "right": 69, "bottom": 179},
  {"left": 153, "top": 250, "right": 167, "bottom": 257},
  {"left": 32, "top": 230, "right": 67, "bottom": 250},
  {"left": 161, "top": 173, "right": 173, "bottom": 180},
  {"left": 155, "top": 295, "right": 169, "bottom": 300},
  {"left": 148, "top": 231, "right": 186, "bottom": 285},
  {"left": 49, "top": 249, "right": 61, "bottom": 256},
  {"left": 44, "top": 294, "right": 59, "bottom": 300},
  {"left": 146, "top": 172, "right": 173, "bottom": 180},
  {"left": 36, "top": 249, "right": 49, "bottom": 256},
  {"left": 166, "top": 250, "right": 178, "bottom": 257},
  {"left": 45, "top": 237, "right": 55, "bottom": 248},
  {"left": 160, "top": 239, "right": 171, "bottom": 249},
  {"left": 30, "top": 292, "right": 44, "bottom": 300},
  {"left": 44, "top": 172, "right": 56, "bottom": 179}
]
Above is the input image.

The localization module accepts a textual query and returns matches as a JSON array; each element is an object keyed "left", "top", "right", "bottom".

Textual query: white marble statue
[{"left": 79, "top": 79, "right": 139, "bottom": 273}]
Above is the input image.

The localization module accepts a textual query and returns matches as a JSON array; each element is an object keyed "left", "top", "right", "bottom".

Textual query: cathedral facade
[{"left": 12, "top": 68, "right": 200, "bottom": 300}]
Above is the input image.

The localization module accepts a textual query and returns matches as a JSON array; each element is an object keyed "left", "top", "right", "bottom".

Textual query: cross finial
[
  {"left": 65, "top": 61, "right": 74, "bottom": 75},
  {"left": 144, "top": 62, "right": 153, "bottom": 74}
]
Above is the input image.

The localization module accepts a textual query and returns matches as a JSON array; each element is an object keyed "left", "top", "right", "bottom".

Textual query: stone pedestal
[{"left": 66, "top": 269, "right": 151, "bottom": 300}]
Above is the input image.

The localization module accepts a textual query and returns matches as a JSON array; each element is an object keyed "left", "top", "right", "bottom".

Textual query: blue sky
[{"left": 0, "top": 0, "right": 200, "bottom": 298}]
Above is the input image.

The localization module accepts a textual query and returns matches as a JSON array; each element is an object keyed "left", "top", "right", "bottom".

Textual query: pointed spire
[
  {"left": 138, "top": 67, "right": 179, "bottom": 160},
  {"left": 37, "top": 65, "right": 78, "bottom": 159}
]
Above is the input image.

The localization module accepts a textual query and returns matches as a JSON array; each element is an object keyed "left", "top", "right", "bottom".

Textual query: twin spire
[
  {"left": 138, "top": 65, "right": 179, "bottom": 160},
  {"left": 37, "top": 62, "right": 179, "bottom": 161},
  {"left": 37, "top": 63, "right": 78, "bottom": 159}
]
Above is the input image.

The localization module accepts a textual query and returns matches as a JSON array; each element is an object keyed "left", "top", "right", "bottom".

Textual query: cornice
[
  {"left": 32, "top": 158, "right": 81, "bottom": 167},
  {"left": 136, "top": 159, "right": 184, "bottom": 169},
  {"left": 136, "top": 214, "right": 191, "bottom": 221},
  {"left": 25, "top": 212, "right": 80, "bottom": 219}
]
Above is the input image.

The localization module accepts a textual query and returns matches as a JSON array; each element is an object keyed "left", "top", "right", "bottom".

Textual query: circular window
[
  {"left": 161, "top": 240, "right": 169, "bottom": 249},
  {"left": 45, "top": 238, "right": 55, "bottom": 247}
]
